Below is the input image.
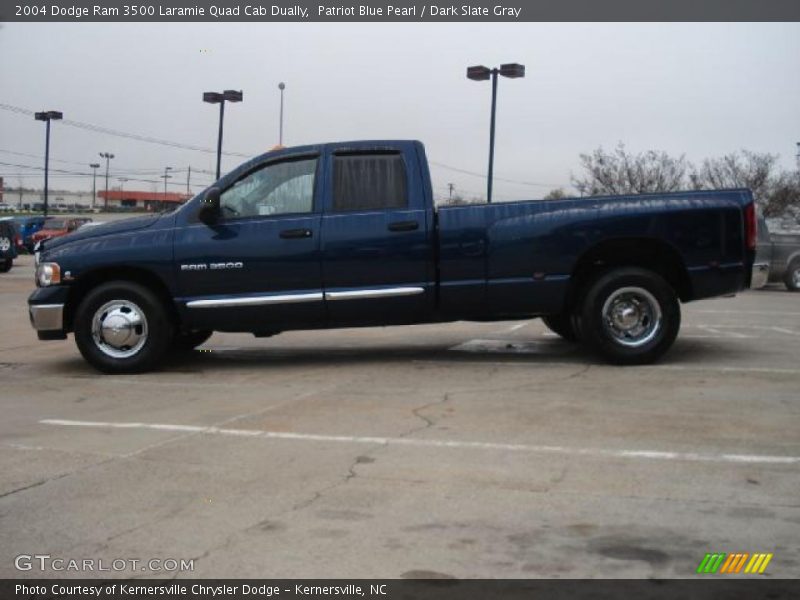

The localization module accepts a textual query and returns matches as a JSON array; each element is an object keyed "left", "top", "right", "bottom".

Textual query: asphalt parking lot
[{"left": 1, "top": 253, "right": 798, "bottom": 579}]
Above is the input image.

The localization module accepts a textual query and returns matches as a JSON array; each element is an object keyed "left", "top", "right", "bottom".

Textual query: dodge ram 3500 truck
[{"left": 28, "top": 140, "right": 757, "bottom": 373}]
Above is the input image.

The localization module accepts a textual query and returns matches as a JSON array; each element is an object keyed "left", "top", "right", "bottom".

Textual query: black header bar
[
  {"left": 3, "top": 579, "right": 800, "bottom": 600},
  {"left": 2, "top": 0, "right": 800, "bottom": 22}
]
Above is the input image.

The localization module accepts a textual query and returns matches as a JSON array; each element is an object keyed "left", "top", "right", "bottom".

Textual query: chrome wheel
[
  {"left": 601, "top": 286, "right": 662, "bottom": 348},
  {"left": 793, "top": 267, "right": 800, "bottom": 288},
  {"left": 91, "top": 300, "right": 149, "bottom": 359},
  {"left": 0, "top": 237, "right": 10, "bottom": 252}
]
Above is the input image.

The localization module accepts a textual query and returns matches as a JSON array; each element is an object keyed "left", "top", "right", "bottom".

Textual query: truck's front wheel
[
  {"left": 580, "top": 268, "right": 680, "bottom": 365},
  {"left": 74, "top": 281, "right": 173, "bottom": 374}
]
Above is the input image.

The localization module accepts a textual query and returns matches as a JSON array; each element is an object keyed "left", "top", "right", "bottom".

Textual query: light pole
[
  {"left": 99, "top": 152, "right": 114, "bottom": 210},
  {"left": 203, "top": 89, "right": 243, "bottom": 180},
  {"left": 118, "top": 177, "right": 128, "bottom": 206},
  {"left": 466, "top": 63, "right": 525, "bottom": 203},
  {"left": 278, "top": 82, "right": 285, "bottom": 146},
  {"left": 161, "top": 167, "right": 172, "bottom": 209},
  {"left": 89, "top": 163, "right": 100, "bottom": 209},
  {"left": 34, "top": 110, "right": 63, "bottom": 217}
]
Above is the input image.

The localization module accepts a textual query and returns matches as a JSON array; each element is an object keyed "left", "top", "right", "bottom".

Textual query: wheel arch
[
  {"left": 65, "top": 266, "right": 178, "bottom": 332},
  {"left": 564, "top": 237, "right": 692, "bottom": 313},
  {"left": 786, "top": 251, "right": 800, "bottom": 269}
]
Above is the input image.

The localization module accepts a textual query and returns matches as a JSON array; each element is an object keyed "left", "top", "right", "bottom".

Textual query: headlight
[{"left": 36, "top": 262, "right": 61, "bottom": 287}]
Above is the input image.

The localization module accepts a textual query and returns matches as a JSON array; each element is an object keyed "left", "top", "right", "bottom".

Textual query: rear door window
[{"left": 332, "top": 152, "right": 408, "bottom": 212}]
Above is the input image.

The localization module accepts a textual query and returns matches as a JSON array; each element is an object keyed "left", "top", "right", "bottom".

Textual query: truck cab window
[
  {"left": 221, "top": 157, "right": 317, "bottom": 218},
  {"left": 333, "top": 153, "right": 408, "bottom": 212}
]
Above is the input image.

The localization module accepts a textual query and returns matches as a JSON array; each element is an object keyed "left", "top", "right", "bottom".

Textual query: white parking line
[
  {"left": 771, "top": 327, "right": 800, "bottom": 336},
  {"left": 39, "top": 419, "right": 800, "bottom": 465},
  {"left": 696, "top": 325, "right": 751, "bottom": 338},
  {"left": 450, "top": 339, "right": 557, "bottom": 354},
  {"left": 690, "top": 309, "right": 800, "bottom": 316},
  {"left": 415, "top": 359, "right": 800, "bottom": 376}
]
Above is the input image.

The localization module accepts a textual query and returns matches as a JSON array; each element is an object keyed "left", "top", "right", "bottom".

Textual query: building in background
[
  {"left": 2, "top": 187, "right": 94, "bottom": 210},
  {"left": 0, "top": 187, "right": 191, "bottom": 211},
  {"left": 98, "top": 190, "right": 192, "bottom": 211}
]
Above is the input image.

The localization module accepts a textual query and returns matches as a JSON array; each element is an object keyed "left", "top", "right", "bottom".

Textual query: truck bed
[{"left": 435, "top": 189, "right": 753, "bottom": 317}]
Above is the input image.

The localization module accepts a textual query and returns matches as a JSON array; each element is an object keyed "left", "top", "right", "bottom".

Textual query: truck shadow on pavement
[{"left": 42, "top": 336, "right": 752, "bottom": 376}]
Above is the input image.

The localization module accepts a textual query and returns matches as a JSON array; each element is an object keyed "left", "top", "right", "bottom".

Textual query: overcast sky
[{"left": 1, "top": 22, "right": 799, "bottom": 201}]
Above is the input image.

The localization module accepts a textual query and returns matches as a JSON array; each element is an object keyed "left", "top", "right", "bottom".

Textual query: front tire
[
  {"left": 74, "top": 281, "right": 173, "bottom": 374},
  {"left": 580, "top": 268, "right": 680, "bottom": 365},
  {"left": 0, "top": 258, "right": 11, "bottom": 273},
  {"left": 784, "top": 259, "right": 800, "bottom": 292}
]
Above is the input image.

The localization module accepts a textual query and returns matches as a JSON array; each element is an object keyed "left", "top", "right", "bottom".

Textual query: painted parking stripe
[
  {"left": 415, "top": 359, "right": 800, "bottom": 376},
  {"left": 690, "top": 309, "right": 800, "bottom": 316},
  {"left": 39, "top": 419, "right": 800, "bottom": 465},
  {"left": 696, "top": 326, "right": 751, "bottom": 338},
  {"left": 771, "top": 327, "right": 799, "bottom": 336},
  {"left": 449, "top": 339, "right": 564, "bottom": 354},
  {"left": 501, "top": 322, "right": 531, "bottom": 333}
]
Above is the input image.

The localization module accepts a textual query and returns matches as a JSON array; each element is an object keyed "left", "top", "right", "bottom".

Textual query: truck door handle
[
  {"left": 388, "top": 220, "right": 419, "bottom": 232},
  {"left": 280, "top": 228, "right": 313, "bottom": 239}
]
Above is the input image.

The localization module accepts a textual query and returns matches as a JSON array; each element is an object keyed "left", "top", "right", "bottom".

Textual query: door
[
  {"left": 175, "top": 154, "right": 325, "bottom": 331},
  {"left": 320, "top": 147, "right": 434, "bottom": 325}
]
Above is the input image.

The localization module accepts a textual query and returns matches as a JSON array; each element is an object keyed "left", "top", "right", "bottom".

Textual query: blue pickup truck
[{"left": 28, "top": 140, "right": 757, "bottom": 373}]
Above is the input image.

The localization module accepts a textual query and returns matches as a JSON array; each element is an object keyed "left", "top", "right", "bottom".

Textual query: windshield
[{"left": 43, "top": 220, "right": 66, "bottom": 229}]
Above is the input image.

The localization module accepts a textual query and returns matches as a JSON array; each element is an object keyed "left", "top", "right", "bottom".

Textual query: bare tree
[
  {"left": 571, "top": 143, "right": 689, "bottom": 196},
  {"left": 439, "top": 193, "right": 470, "bottom": 206},
  {"left": 690, "top": 150, "right": 800, "bottom": 217},
  {"left": 544, "top": 188, "right": 567, "bottom": 200},
  {"left": 762, "top": 170, "right": 800, "bottom": 218},
  {"left": 689, "top": 150, "right": 778, "bottom": 201}
]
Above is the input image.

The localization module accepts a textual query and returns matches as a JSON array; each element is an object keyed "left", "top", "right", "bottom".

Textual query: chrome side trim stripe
[
  {"left": 186, "top": 287, "right": 425, "bottom": 308},
  {"left": 325, "top": 287, "right": 424, "bottom": 301},
  {"left": 187, "top": 292, "right": 323, "bottom": 308}
]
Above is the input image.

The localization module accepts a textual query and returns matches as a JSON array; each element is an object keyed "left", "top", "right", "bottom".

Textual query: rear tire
[
  {"left": 172, "top": 330, "right": 213, "bottom": 352},
  {"left": 74, "top": 281, "right": 173, "bottom": 374},
  {"left": 580, "top": 268, "right": 680, "bottom": 365},
  {"left": 784, "top": 259, "right": 800, "bottom": 292},
  {"left": 542, "top": 314, "right": 578, "bottom": 342}
]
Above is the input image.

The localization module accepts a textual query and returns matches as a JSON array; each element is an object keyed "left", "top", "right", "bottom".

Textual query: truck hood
[{"left": 41, "top": 214, "right": 162, "bottom": 252}]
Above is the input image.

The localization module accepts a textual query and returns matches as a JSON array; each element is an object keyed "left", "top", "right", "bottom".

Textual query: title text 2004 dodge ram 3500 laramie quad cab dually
[{"left": 28, "top": 140, "right": 757, "bottom": 374}]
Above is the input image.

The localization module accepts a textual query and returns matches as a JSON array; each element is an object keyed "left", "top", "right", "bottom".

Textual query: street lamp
[
  {"left": 278, "top": 82, "right": 285, "bottom": 146},
  {"left": 203, "top": 89, "right": 243, "bottom": 180},
  {"left": 161, "top": 166, "right": 173, "bottom": 196},
  {"left": 34, "top": 110, "right": 63, "bottom": 217},
  {"left": 99, "top": 152, "right": 114, "bottom": 210},
  {"left": 89, "top": 163, "right": 100, "bottom": 209},
  {"left": 117, "top": 177, "right": 128, "bottom": 205},
  {"left": 466, "top": 63, "right": 525, "bottom": 203}
]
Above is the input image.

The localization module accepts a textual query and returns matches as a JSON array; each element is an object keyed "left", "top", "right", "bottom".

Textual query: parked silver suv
[{"left": 754, "top": 215, "right": 800, "bottom": 291}]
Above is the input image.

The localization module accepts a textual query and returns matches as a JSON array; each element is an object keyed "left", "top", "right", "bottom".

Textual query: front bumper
[
  {"left": 751, "top": 262, "right": 770, "bottom": 289},
  {"left": 28, "top": 286, "right": 69, "bottom": 340},
  {"left": 30, "top": 304, "right": 65, "bottom": 333}
]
